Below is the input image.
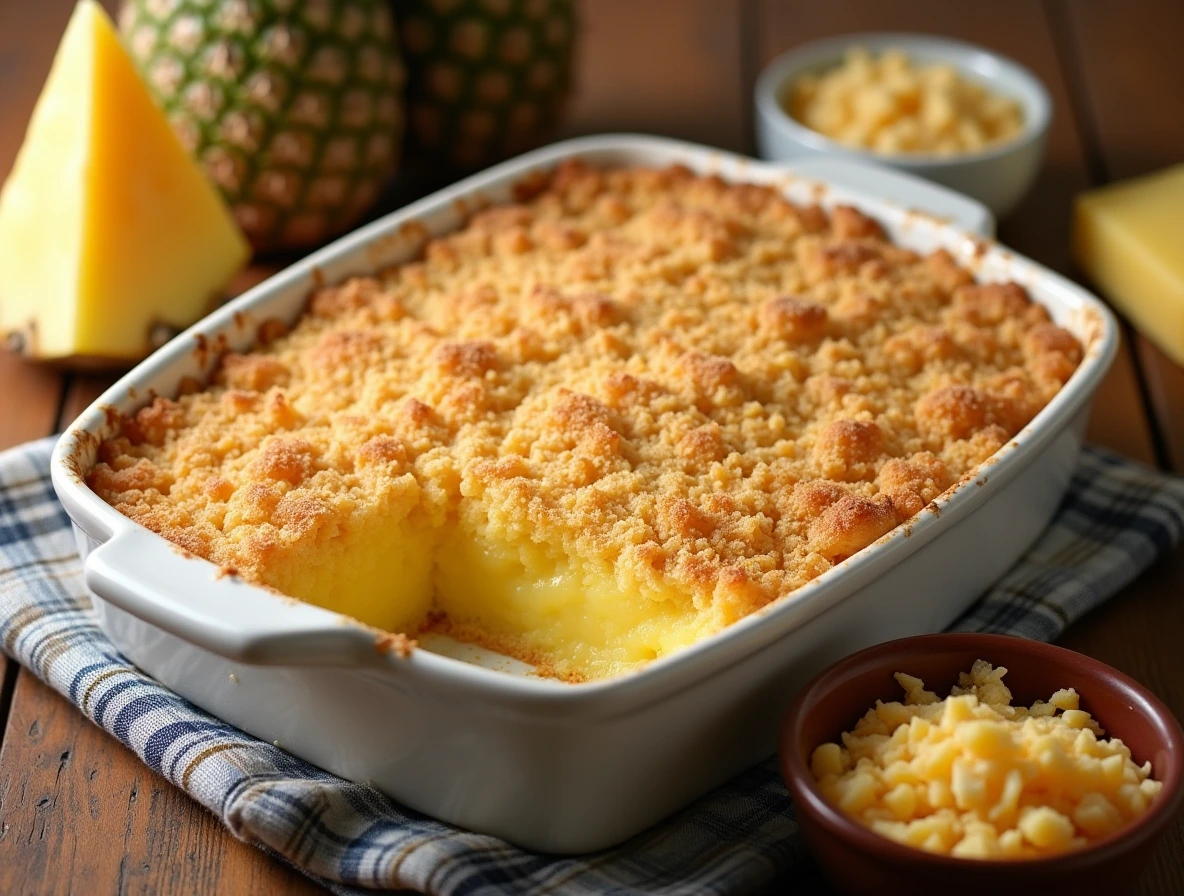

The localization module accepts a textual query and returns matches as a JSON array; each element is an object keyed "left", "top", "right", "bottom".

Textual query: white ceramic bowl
[{"left": 755, "top": 33, "right": 1052, "bottom": 217}]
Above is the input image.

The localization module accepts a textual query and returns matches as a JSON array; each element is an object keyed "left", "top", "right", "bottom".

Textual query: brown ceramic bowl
[{"left": 779, "top": 633, "right": 1184, "bottom": 896}]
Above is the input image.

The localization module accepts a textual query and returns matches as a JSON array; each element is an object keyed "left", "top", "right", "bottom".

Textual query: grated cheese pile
[{"left": 811, "top": 660, "right": 1163, "bottom": 858}]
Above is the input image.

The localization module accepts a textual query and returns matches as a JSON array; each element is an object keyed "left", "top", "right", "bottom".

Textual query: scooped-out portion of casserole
[{"left": 88, "top": 161, "right": 1082, "bottom": 681}]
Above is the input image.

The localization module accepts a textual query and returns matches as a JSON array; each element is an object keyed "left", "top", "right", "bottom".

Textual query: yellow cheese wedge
[
  {"left": 1073, "top": 164, "right": 1184, "bottom": 366},
  {"left": 0, "top": 0, "right": 249, "bottom": 364}
]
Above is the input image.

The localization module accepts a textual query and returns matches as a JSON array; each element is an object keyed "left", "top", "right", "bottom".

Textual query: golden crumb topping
[{"left": 89, "top": 162, "right": 1082, "bottom": 646}]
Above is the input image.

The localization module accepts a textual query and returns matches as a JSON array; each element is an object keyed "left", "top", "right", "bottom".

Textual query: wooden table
[{"left": 2, "top": 1, "right": 1183, "bottom": 892}]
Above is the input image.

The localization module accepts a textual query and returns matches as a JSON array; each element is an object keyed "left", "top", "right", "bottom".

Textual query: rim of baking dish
[{"left": 50, "top": 134, "right": 1117, "bottom": 720}]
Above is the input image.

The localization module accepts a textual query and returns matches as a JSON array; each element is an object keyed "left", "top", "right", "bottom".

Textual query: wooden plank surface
[
  {"left": 560, "top": 0, "right": 748, "bottom": 151},
  {"left": 1060, "top": 0, "right": 1184, "bottom": 471},
  {"left": 1, "top": 0, "right": 1183, "bottom": 893},
  {"left": 0, "top": 673, "right": 323, "bottom": 896},
  {"left": 57, "top": 374, "right": 115, "bottom": 433},
  {"left": 0, "top": 354, "right": 62, "bottom": 456}
]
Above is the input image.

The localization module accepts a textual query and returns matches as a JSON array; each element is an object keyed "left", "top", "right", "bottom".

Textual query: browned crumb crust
[
  {"left": 374, "top": 632, "right": 417, "bottom": 659},
  {"left": 88, "top": 162, "right": 1083, "bottom": 629}
]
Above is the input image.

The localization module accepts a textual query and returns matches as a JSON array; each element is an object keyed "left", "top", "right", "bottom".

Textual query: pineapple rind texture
[
  {"left": 398, "top": 0, "right": 575, "bottom": 169},
  {"left": 120, "top": 0, "right": 406, "bottom": 252}
]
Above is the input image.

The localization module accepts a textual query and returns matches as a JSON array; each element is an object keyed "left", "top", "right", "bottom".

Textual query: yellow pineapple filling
[
  {"left": 227, "top": 510, "right": 714, "bottom": 679},
  {"left": 261, "top": 516, "right": 438, "bottom": 638},
  {"left": 88, "top": 163, "right": 1082, "bottom": 681},
  {"left": 434, "top": 524, "right": 713, "bottom": 678}
]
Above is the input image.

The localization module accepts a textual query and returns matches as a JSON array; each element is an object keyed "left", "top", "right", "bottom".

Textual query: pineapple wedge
[{"left": 0, "top": 0, "right": 249, "bottom": 365}]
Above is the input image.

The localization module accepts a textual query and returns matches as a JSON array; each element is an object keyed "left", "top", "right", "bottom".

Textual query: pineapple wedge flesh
[{"left": 0, "top": 0, "right": 249, "bottom": 364}]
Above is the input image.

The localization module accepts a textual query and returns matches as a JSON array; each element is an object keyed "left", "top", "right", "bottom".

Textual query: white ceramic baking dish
[{"left": 52, "top": 135, "right": 1117, "bottom": 854}]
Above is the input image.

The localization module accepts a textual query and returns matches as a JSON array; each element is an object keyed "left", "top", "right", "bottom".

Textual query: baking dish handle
[
  {"left": 784, "top": 157, "right": 996, "bottom": 238},
  {"left": 85, "top": 528, "right": 386, "bottom": 667}
]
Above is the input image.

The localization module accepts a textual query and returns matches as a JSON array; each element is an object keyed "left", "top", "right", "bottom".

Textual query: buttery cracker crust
[{"left": 89, "top": 161, "right": 1082, "bottom": 633}]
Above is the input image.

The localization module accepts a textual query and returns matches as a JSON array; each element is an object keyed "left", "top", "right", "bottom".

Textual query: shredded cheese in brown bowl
[
  {"left": 778, "top": 633, "right": 1184, "bottom": 894},
  {"left": 811, "top": 660, "right": 1162, "bottom": 858}
]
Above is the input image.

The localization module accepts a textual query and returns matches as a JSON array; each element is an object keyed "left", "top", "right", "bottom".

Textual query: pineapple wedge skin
[{"left": 0, "top": 0, "right": 250, "bottom": 365}]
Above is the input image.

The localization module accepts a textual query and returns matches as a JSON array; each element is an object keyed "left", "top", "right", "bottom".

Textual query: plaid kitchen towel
[{"left": 3, "top": 437, "right": 1184, "bottom": 895}]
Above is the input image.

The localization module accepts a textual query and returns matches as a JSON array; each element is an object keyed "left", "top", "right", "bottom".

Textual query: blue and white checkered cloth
[{"left": 2, "top": 436, "right": 1184, "bottom": 894}]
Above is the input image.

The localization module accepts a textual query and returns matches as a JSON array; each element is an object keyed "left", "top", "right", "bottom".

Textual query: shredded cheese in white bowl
[{"left": 788, "top": 48, "right": 1025, "bottom": 156}]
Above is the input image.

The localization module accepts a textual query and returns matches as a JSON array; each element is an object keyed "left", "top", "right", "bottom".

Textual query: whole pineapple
[
  {"left": 396, "top": 0, "right": 575, "bottom": 170},
  {"left": 120, "top": 0, "right": 405, "bottom": 252}
]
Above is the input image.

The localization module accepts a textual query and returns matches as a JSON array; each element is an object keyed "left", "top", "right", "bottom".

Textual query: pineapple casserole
[
  {"left": 811, "top": 662, "right": 1163, "bottom": 859},
  {"left": 89, "top": 162, "right": 1083, "bottom": 680}
]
